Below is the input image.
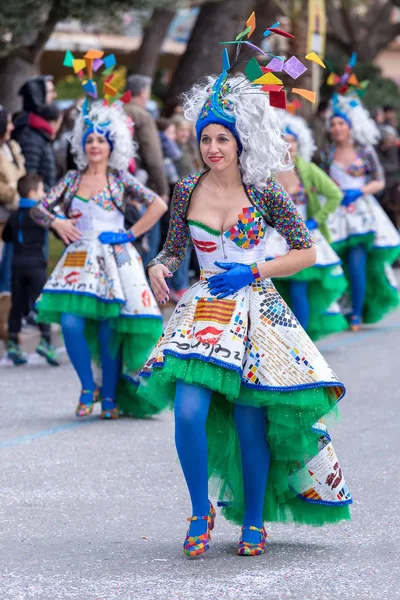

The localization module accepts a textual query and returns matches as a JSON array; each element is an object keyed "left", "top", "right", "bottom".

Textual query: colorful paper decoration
[
  {"left": 93, "top": 58, "right": 103, "bottom": 72},
  {"left": 103, "top": 82, "right": 118, "bottom": 97},
  {"left": 263, "top": 21, "right": 280, "bottom": 37},
  {"left": 266, "top": 57, "right": 284, "bottom": 72},
  {"left": 246, "top": 11, "right": 256, "bottom": 36},
  {"left": 305, "top": 52, "right": 326, "bottom": 68},
  {"left": 85, "top": 58, "right": 93, "bottom": 79},
  {"left": 73, "top": 59, "right": 86, "bottom": 74},
  {"left": 292, "top": 88, "right": 316, "bottom": 103},
  {"left": 103, "top": 54, "right": 116, "bottom": 70},
  {"left": 283, "top": 56, "right": 307, "bottom": 79},
  {"left": 102, "top": 66, "right": 115, "bottom": 77},
  {"left": 348, "top": 73, "right": 360, "bottom": 87},
  {"left": 252, "top": 72, "right": 283, "bottom": 86},
  {"left": 266, "top": 27, "right": 294, "bottom": 39},
  {"left": 245, "top": 57, "right": 264, "bottom": 82},
  {"left": 222, "top": 48, "right": 230, "bottom": 71},
  {"left": 268, "top": 90, "right": 287, "bottom": 109},
  {"left": 82, "top": 79, "right": 97, "bottom": 98},
  {"left": 63, "top": 51, "right": 74, "bottom": 68},
  {"left": 84, "top": 49, "right": 104, "bottom": 60},
  {"left": 119, "top": 91, "right": 132, "bottom": 104},
  {"left": 261, "top": 84, "right": 284, "bottom": 93},
  {"left": 235, "top": 26, "right": 251, "bottom": 41}
]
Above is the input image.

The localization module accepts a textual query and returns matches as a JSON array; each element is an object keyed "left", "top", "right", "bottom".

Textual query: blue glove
[
  {"left": 305, "top": 218, "right": 318, "bottom": 231},
  {"left": 341, "top": 189, "right": 363, "bottom": 207},
  {"left": 98, "top": 230, "right": 136, "bottom": 245},
  {"left": 208, "top": 262, "right": 258, "bottom": 299}
]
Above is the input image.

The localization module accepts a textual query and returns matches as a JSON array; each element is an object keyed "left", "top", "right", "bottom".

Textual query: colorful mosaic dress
[
  {"left": 139, "top": 173, "right": 352, "bottom": 527},
  {"left": 266, "top": 175, "right": 347, "bottom": 340},
  {"left": 31, "top": 169, "right": 163, "bottom": 416},
  {"left": 326, "top": 144, "right": 400, "bottom": 323}
]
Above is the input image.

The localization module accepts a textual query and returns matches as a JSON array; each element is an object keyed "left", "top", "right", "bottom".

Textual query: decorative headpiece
[
  {"left": 63, "top": 49, "right": 134, "bottom": 171},
  {"left": 279, "top": 112, "right": 316, "bottom": 162},
  {"left": 194, "top": 12, "right": 326, "bottom": 144}
]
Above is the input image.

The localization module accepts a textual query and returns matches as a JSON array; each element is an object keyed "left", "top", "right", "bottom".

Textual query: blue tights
[
  {"left": 61, "top": 314, "right": 121, "bottom": 406},
  {"left": 175, "top": 381, "right": 270, "bottom": 543},
  {"left": 347, "top": 244, "right": 367, "bottom": 319},
  {"left": 289, "top": 280, "right": 309, "bottom": 329}
]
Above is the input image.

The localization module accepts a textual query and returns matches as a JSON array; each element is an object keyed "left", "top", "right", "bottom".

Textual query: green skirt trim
[
  {"left": 332, "top": 232, "right": 375, "bottom": 255},
  {"left": 38, "top": 291, "right": 163, "bottom": 416},
  {"left": 139, "top": 355, "right": 351, "bottom": 526},
  {"left": 332, "top": 244, "right": 400, "bottom": 324},
  {"left": 274, "top": 265, "right": 348, "bottom": 340}
]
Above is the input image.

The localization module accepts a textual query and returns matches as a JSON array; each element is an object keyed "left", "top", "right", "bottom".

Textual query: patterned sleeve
[
  {"left": 30, "top": 171, "right": 73, "bottom": 229},
  {"left": 263, "top": 177, "right": 313, "bottom": 249},
  {"left": 363, "top": 145, "right": 385, "bottom": 183},
  {"left": 121, "top": 171, "right": 160, "bottom": 208},
  {"left": 148, "top": 178, "right": 191, "bottom": 273}
]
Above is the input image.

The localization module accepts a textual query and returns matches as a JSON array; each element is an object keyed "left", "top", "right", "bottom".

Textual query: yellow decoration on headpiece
[
  {"left": 246, "top": 12, "right": 256, "bottom": 37},
  {"left": 305, "top": 52, "right": 326, "bottom": 68},
  {"left": 292, "top": 88, "right": 316, "bottom": 103},
  {"left": 73, "top": 59, "right": 86, "bottom": 74},
  {"left": 252, "top": 72, "right": 283, "bottom": 86},
  {"left": 327, "top": 73, "right": 336, "bottom": 86}
]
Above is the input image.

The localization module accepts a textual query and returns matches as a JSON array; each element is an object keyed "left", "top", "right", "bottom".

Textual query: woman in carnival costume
[
  {"left": 266, "top": 112, "right": 348, "bottom": 339},
  {"left": 139, "top": 19, "right": 352, "bottom": 558},
  {"left": 325, "top": 58, "right": 400, "bottom": 331},
  {"left": 32, "top": 52, "right": 167, "bottom": 419}
]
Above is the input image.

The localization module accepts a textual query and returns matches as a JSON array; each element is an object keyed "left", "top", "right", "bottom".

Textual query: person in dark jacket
[
  {"left": 12, "top": 103, "right": 60, "bottom": 192},
  {"left": 2, "top": 174, "right": 60, "bottom": 366}
]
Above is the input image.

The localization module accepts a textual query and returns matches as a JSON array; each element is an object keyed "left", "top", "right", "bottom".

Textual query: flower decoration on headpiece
[
  {"left": 64, "top": 49, "right": 135, "bottom": 171},
  {"left": 195, "top": 11, "right": 326, "bottom": 145}
]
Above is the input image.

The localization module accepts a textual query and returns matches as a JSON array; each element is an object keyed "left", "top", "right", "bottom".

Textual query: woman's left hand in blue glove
[
  {"left": 305, "top": 218, "right": 318, "bottom": 231},
  {"left": 98, "top": 230, "right": 136, "bottom": 245},
  {"left": 208, "top": 261, "right": 258, "bottom": 299},
  {"left": 341, "top": 189, "right": 363, "bottom": 206}
]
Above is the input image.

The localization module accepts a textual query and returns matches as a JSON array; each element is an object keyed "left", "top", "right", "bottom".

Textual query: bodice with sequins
[{"left": 188, "top": 206, "right": 268, "bottom": 271}]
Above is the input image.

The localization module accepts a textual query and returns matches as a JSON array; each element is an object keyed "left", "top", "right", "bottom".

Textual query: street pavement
[{"left": 0, "top": 306, "right": 399, "bottom": 600}]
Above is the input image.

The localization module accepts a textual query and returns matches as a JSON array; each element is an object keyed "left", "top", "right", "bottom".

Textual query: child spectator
[{"left": 2, "top": 174, "right": 60, "bottom": 366}]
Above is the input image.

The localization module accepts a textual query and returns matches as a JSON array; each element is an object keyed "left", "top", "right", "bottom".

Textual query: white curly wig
[
  {"left": 70, "top": 101, "right": 134, "bottom": 171},
  {"left": 182, "top": 74, "right": 291, "bottom": 189},
  {"left": 327, "top": 94, "right": 380, "bottom": 147},
  {"left": 278, "top": 111, "right": 316, "bottom": 162}
]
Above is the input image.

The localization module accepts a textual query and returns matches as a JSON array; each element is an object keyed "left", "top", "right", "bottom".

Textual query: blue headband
[
  {"left": 82, "top": 123, "right": 114, "bottom": 152},
  {"left": 195, "top": 71, "right": 243, "bottom": 153},
  {"left": 331, "top": 111, "right": 352, "bottom": 128},
  {"left": 284, "top": 126, "right": 298, "bottom": 140}
]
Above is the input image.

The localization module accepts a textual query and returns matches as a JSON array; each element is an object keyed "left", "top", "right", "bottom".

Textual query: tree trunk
[
  {"left": 289, "top": 1, "right": 313, "bottom": 120},
  {"left": 0, "top": 54, "right": 39, "bottom": 112},
  {"left": 132, "top": 8, "right": 176, "bottom": 78},
  {"left": 167, "top": 0, "right": 255, "bottom": 105}
]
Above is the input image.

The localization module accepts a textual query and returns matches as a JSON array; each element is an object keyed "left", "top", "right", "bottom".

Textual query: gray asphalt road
[{"left": 0, "top": 308, "right": 399, "bottom": 600}]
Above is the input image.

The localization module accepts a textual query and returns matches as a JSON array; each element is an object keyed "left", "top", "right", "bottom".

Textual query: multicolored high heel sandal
[
  {"left": 350, "top": 315, "right": 362, "bottom": 332},
  {"left": 75, "top": 389, "right": 100, "bottom": 418},
  {"left": 183, "top": 502, "right": 216, "bottom": 557},
  {"left": 100, "top": 398, "right": 120, "bottom": 420},
  {"left": 237, "top": 525, "right": 268, "bottom": 556}
]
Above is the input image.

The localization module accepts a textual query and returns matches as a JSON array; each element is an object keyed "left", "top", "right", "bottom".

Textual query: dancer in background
[
  {"left": 326, "top": 90, "right": 400, "bottom": 331},
  {"left": 266, "top": 112, "right": 347, "bottom": 339},
  {"left": 32, "top": 53, "right": 167, "bottom": 419},
  {"left": 139, "top": 24, "right": 351, "bottom": 559}
]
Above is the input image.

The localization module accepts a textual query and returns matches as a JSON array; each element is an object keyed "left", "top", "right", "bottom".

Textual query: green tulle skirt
[
  {"left": 332, "top": 236, "right": 400, "bottom": 323},
  {"left": 139, "top": 354, "right": 351, "bottom": 526},
  {"left": 273, "top": 264, "right": 348, "bottom": 340},
  {"left": 38, "top": 291, "right": 163, "bottom": 416}
]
